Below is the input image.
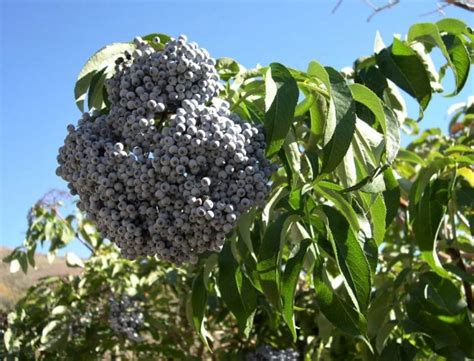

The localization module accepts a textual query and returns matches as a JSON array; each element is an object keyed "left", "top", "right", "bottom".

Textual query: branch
[
  {"left": 332, "top": 0, "right": 344, "bottom": 13},
  {"left": 75, "top": 232, "right": 96, "bottom": 255},
  {"left": 444, "top": 0, "right": 474, "bottom": 11},
  {"left": 365, "top": 0, "right": 401, "bottom": 21},
  {"left": 420, "top": 2, "right": 450, "bottom": 16}
]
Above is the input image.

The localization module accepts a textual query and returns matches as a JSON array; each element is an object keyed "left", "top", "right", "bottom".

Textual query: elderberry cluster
[
  {"left": 105, "top": 35, "right": 219, "bottom": 114},
  {"left": 68, "top": 311, "right": 93, "bottom": 338},
  {"left": 57, "top": 35, "right": 275, "bottom": 264},
  {"left": 108, "top": 295, "right": 144, "bottom": 342},
  {"left": 247, "top": 345, "right": 300, "bottom": 361}
]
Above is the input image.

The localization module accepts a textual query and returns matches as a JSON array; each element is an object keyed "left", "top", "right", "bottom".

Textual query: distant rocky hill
[{"left": 0, "top": 247, "right": 81, "bottom": 311}]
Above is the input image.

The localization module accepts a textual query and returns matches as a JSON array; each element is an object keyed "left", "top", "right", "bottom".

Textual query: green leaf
[
  {"left": 376, "top": 38, "right": 432, "bottom": 115},
  {"left": 141, "top": 33, "right": 171, "bottom": 51},
  {"left": 4, "top": 328, "right": 12, "bottom": 352},
  {"left": 87, "top": 67, "right": 107, "bottom": 111},
  {"left": 191, "top": 271, "right": 210, "bottom": 349},
  {"left": 442, "top": 34, "right": 470, "bottom": 96},
  {"left": 294, "top": 92, "right": 315, "bottom": 117},
  {"left": 237, "top": 209, "right": 256, "bottom": 257},
  {"left": 313, "top": 259, "right": 367, "bottom": 336},
  {"left": 41, "top": 320, "right": 59, "bottom": 344},
  {"left": 436, "top": 18, "right": 469, "bottom": 35},
  {"left": 321, "top": 67, "right": 356, "bottom": 173},
  {"left": 367, "top": 194, "right": 387, "bottom": 246},
  {"left": 305, "top": 61, "right": 331, "bottom": 151},
  {"left": 281, "top": 239, "right": 311, "bottom": 341},
  {"left": 18, "top": 252, "right": 28, "bottom": 274},
  {"left": 51, "top": 305, "right": 68, "bottom": 316},
  {"left": 350, "top": 83, "right": 400, "bottom": 163},
  {"left": 405, "top": 272, "right": 474, "bottom": 358},
  {"left": 307, "top": 60, "right": 331, "bottom": 94},
  {"left": 264, "top": 63, "right": 299, "bottom": 156},
  {"left": 218, "top": 242, "right": 256, "bottom": 336},
  {"left": 322, "top": 206, "right": 372, "bottom": 312},
  {"left": 257, "top": 212, "right": 295, "bottom": 309},
  {"left": 396, "top": 148, "right": 426, "bottom": 166},
  {"left": 408, "top": 23, "right": 451, "bottom": 61},
  {"left": 75, "top": 42, "right": 136, "bottom": 112},
  {"left": 216, "top": 57, "right": 243, "bottom": 81},
  {"left": 410, "top": 179, "right": 450, "bottom": 278},
  {"left": 314, "top": 182, "right": 360, "bottom": 232}
]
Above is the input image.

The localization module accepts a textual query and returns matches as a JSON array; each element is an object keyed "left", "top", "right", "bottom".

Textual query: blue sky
[{"left": 1, "top": 0, "right": 472, "bottom": 258}]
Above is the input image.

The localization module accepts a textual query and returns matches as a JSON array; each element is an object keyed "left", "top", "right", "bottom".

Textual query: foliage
[{"left": 2, "top": 19, "right": 473, "bottom": 360}]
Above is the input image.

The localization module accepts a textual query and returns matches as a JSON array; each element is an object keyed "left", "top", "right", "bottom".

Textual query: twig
[
  {"left": 420, "top": 2, "right": 450, "bottom": 16},
  {"left": 444, "top": 0, "right": 474, "bottom": 11},
  {"left": 75, "top": 232, "right": 96, "bottom": 255},
  {"left": 230, "top": 87, "right": 263, "bottom": 112},
  {"left": 55, "top": 211, "right": 96, "bottom": 255},
  {"left": 332, "top": 0, "right": 344, "bottom": 13},
  {"left": 365, "top": 0, "right": 401, "bottom": 21}
]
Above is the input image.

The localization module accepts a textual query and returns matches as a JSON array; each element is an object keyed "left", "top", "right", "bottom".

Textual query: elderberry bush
[
  {"left": 246, "top": 345, "right": 300, "bottom": 361},
  {"left": 56, "top": 35, "right": 274, "bottom": 264},
  {"left": 108, "top": 295, "right": 144, "bottom": 342}
]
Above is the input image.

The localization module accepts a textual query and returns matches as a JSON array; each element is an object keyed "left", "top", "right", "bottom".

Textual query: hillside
[{"left": 0, "top": 247, "right": 81, "bottom": 311}]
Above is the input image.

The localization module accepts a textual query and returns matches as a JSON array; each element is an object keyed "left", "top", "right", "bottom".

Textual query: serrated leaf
[
  {"left": 436, "top": 18, "right": 469, "bottom": 35},
  {"left": 307, "top": 60, "right": 331, "bottom": 94},
  {"left": 442, "top": 34, "right": 470, "bottom": 96},
  {"left": 322, "top": 206, "right": 372, "bottom": 312},
  {"left": 264, "top": 63, "right": 299, "bottom": 156},
  {"left": 410, "top": 178, "right": 451, "bottom": 278},
  {"left": 257, "top": 212, "right": 295, "bottom": 310},
  {"left": 406, "top": 272, "right": 474, "bottom": 358},
  {"left": 321, "top": 67, "right": 356, "bottom": 173},
  {"left": 376, "top": 38, "right": 432, "bottom": 116},
  {"left": 18, "top": 253, "right": 28, "bottom": 274},
  {"left": 408, "top": 21, "right": 470, "bottom": 95},
  {"left": 191, "top": 271, "right": 211, "bottom": 349},
  {"left": 314, "top": 182, "right": 360, "bottom": 232},
  {"left": 350, "top": 83, "right": 400, "bottom": 163},
  {"left": 367, "top": 194, "right": 387, "bottom": 246},
  {"left": 313, "top": 259, "right": 367, "bottom": 336},
  {"left": 282, "top": 239, "right": 311, "bottom": 341},
  {"left": 218, "top": 242, "right": 256, "bottom": 337},
  {"left": 87, "top": 67, "right": 107, "bottom": 111},
  {"left": 237, "top": 211, "right": 256, "bottom": 258}
]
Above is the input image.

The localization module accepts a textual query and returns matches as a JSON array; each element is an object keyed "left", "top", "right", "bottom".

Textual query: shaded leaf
[
  {"left": 257, "top": 212, "right": 295, "bottom": 309},
  {"left": 376, "top": 38, "right": 432, "bottom": 115},
  {"left": 264, "top": 63, "right": 299, "bottom": 156},
  {"left": 75, "top": 42, "right": 136, "bottom": 112},
  {"left": 322, "top": 206, "right": 372, "bottom": 312},
  {"left": 321, "top": 67, "right": 356, "bottom": 173},
  {"left": 281, "top": 239, "right": 311, "bottom": 341}
]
